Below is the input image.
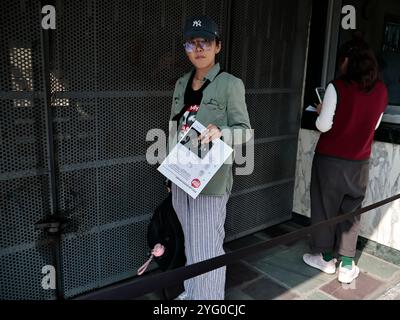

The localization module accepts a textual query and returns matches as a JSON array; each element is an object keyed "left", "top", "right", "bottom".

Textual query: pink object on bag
[{"left": 137, "top": 244, "right": 165, "bottom": 275}]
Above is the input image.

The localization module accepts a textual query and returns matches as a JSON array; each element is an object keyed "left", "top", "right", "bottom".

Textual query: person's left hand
[
  {"left": 315, "top": 103, "right": 322, "bottom": 115},
  {"left": 200, "top": 124, "right": 222, "bottom": 144}
]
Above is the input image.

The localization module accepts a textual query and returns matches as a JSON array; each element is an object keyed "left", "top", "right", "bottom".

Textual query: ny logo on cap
[{"left": 192, "top": 20, "right": 202, "bottom": 27}]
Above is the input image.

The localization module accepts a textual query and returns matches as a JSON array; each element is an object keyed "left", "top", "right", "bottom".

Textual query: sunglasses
[{"left": 183, "top": 39, "right": 214, "bottom": 52}]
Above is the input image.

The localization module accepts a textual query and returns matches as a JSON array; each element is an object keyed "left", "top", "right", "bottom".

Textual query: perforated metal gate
[
  {"left": 0, "top": 0, "right": 311, "bottom": 299},
  {"left": 226, "top": 0, "right": 312, "bottom": 240}
]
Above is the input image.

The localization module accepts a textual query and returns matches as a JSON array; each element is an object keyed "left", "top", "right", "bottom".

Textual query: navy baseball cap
[{"left": 183, "top": 15, "right": 220, "bottom": 40}]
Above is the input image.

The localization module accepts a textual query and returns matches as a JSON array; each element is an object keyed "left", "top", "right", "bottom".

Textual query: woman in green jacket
[{"left": 168, "top": 15, "right": 251, "bottom": 300}]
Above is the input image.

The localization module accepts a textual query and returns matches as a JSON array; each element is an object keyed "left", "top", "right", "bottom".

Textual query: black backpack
[{"left": 146, "top": 194, "right": 186, "bottom": 271}]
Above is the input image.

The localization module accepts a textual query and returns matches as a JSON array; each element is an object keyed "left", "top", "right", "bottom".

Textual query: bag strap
[
  {"left": 137, "top": 244, "right": 165, "bottom": 276},
  {"left": 172, "top": 69, "right": 225, "bottom": 122}
]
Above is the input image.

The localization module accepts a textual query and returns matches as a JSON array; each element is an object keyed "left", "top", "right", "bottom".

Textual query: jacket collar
[
  {"left": 178, "top": 63, "right": 221, "bottom": 93},
  {"left": 203, "top": 63, "right": 221, "bottom": 82}
]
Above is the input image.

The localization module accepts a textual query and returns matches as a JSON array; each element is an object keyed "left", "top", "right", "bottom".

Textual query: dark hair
[{"left": 337, "top": 32, "right": 379, "bottom": 92}]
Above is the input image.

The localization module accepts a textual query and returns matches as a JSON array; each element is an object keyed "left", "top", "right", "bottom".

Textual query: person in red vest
[{"left": 303, "top": 33, "right": 388, "bottom": 284}]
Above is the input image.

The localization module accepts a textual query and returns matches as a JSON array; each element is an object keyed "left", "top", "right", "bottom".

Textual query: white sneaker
[
  {"left": 303, "top": 253, "right": 337, "bottom": 274},
  {"left": 174, "top": 291, "right": 189, "bottom": 300},
  {"left": 338, "top": 261, "right": 360, "bottom": 284}
]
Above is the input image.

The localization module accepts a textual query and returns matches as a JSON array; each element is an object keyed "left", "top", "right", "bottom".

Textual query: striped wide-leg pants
[{"left": 171, "top": 183, "right": 230, "bottom": 300}]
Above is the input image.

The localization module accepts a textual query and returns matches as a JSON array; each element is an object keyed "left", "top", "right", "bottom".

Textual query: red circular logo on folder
[{"left": 191, "top": 179, "right": 201, "bottom": 189}]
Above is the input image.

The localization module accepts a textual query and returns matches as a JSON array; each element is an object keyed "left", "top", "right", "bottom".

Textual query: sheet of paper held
[{"left": 158, "top": 121, "right": 234, "bottom": 199}]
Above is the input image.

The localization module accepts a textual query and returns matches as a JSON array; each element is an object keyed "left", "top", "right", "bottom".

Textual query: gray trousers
[
  {"left": 310, "top": 154, "right": 369, "bottom": 258},
  {"left": 171, "top": 183, "right": 230, "bottom": 300}
]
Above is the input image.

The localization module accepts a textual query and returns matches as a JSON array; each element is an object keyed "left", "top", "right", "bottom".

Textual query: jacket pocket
[
  {"left": 203, "top": 98, "right": 226, "bottom": 112},
  {"left": 200, "top": 99, "right": 227, "bottom": 126}
]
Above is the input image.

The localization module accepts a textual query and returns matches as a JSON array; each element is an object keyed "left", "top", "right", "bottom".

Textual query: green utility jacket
[{"left": 168, "top": 63, "right": 252, "bottom": 196}]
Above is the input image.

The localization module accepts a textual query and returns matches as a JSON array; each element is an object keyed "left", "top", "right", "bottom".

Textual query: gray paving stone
[
  {"left": 225, "top": 287, "right": 254, "bottom": 300},
  {"left": 305, "top": 291, "right": 335, "bottom": 300},
  {"left": 226, "top": 262, "right": 262, "bottom": 288},
  {"left": 242, "top": 277, "right": 299, "bottom": 300},
  {"left": 356, "top": 252, "right": 400, "bottom": 280}
]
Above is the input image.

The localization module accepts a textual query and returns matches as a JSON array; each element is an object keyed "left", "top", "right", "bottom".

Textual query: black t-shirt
[{"left": 178, "top": 72, "right": 209, "bottom": 140}]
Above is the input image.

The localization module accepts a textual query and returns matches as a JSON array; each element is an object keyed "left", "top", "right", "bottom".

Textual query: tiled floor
[
  {"left": 138, "top": 220, "right": 400, "bottom": 300},
  {"left": 223, "top": 222, "right": 400, "bottom": 300}
]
